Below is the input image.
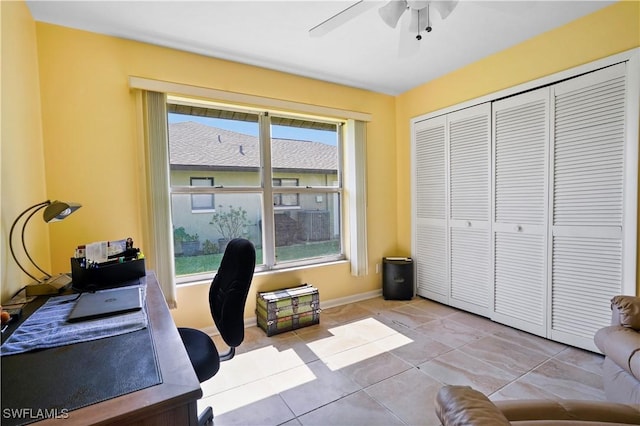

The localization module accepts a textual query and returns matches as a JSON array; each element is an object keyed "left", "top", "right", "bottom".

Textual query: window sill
[{"left": 175, "top": 258, "right": 349, "bottom": 287}]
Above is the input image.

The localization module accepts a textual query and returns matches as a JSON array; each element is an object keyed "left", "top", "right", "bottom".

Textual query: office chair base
[{"left": 198, "top": 406, "right": 213, "bottom": 426}]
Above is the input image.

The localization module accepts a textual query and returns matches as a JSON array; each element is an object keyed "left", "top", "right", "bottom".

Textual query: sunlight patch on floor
[
  {"left": 199, "top": 317, "right": 413, "bottom": 415},
  {"left": 200, "top": 345, "right": 309, "bottom": 397},
  {"left": 310, "top": 317, "right": 413, "bottom": 370},
  {"left": 199, "top": 347, "right": 316, "bottom": 415}
]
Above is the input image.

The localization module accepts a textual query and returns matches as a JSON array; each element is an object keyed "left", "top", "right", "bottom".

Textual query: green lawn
[{"left": 175, "top": 240, "right": 340, "bottom": 276}]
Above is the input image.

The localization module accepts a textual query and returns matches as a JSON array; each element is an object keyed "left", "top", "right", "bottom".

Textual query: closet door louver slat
[
  {"left": 414, "top": 117, "right": 448, "bottom": 303},
  {"left": 416, "top": 224, "right": 448, "bottom": 299}
]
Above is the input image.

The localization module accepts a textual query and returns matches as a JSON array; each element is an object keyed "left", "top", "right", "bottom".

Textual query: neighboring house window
[
  {"left": 166, "top": 98, "right": 348, "bottom": 281},
  {"left": 190, "top": 177, "right": 214, "bottom": 211},
  {"left": 273, "top": 178, "right": 299, "bottom": 207}
]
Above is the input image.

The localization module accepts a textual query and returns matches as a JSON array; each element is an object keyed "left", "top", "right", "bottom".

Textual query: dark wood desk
[{"left": 2, "top": 273, "right": 202, "bottom": 425}]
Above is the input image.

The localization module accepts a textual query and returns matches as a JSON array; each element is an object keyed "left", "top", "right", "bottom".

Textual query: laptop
[{"left": 67, "top": 286, "right": 143, "bottom": 323}]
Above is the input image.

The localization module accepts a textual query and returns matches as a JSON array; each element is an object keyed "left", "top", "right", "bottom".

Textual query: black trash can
[{"left": 382, "top": 257, "right": 414, "bottom": 300}]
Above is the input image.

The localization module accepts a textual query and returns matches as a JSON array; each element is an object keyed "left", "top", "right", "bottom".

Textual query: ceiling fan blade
[
  {"left": 431, "top": 0, "right": 459, "bottom": 20},
  {"left": 309, "top": 1, "right": 377, "bottom": 37},
  {"left": 379, "top": 0, "right": 408, "bottom": 28}
]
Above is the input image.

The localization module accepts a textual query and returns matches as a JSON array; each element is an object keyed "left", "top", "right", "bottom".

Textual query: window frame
[{"left": 167, "top": 99, "right": 348, "bottom": 281}]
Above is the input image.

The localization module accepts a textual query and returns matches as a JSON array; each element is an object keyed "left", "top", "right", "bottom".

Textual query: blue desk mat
[
  {"left": 1, "top": 325, "right": 162, "bottom": 425},
  {"left": 1, "top": 288, "right": 148, "bottom": 356}
]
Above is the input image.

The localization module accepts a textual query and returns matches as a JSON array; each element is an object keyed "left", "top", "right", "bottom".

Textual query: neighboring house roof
[{"left": 169, "top": 121, "right": 337, "bottom": 172}]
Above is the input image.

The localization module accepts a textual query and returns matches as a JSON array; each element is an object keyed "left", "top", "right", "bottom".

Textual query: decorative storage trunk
[{"left": 256, "top": 284, "right": 320, "bottom": 336}]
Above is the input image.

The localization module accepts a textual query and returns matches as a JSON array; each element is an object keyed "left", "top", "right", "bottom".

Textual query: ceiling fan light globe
[
  {"left": 379, "top": 0, "right": 407, "bottom": 28},
  {"left": 407, "top": 0, "right": 429, "bottom": 10}
]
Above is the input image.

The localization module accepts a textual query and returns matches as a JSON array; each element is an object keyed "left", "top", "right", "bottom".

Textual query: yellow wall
[
  {"left": 0, "top": 1, "right": 50, "bottom": 302},
  {"left": 395, "top": 1, "right": 640, "bottom": 293},
  {"left": 32, "top": 22, "right": 396, "bottom": 328}
]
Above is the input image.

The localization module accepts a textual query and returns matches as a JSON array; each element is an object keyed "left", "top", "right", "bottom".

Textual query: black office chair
[{"left": 178, "top": 238, "right": 256, "bottom": 426}]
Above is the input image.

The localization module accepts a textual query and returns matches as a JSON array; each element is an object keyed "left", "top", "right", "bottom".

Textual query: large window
[{"left": 167, "top": 99, "right": 343, "bottom": 282}]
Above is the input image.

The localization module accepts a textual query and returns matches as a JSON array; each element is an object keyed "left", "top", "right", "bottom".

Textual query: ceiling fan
[{"left": 309, "top": 0, "right": 459, "bottom": 41}]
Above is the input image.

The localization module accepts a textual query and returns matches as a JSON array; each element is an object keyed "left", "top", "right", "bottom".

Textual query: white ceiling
[{"left": 26, "top": 0, "right": 614, "bottom": 95}]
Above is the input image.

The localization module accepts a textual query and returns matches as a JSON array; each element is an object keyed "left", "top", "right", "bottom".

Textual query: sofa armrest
[
  {"left": 435, "top": 386, "right": 510, "bottom": 426},
  {"left": 595, "top": 325, "right": 640, "bottom": 379},
  {"left": 435, "top": 386, "right": 640, "bottom": 426},
  {"left": 611, "top": 295, "right": 640, "bottom": 330},
  {"left": 495, "top": 399, "right": 640, "bottom": 424}
]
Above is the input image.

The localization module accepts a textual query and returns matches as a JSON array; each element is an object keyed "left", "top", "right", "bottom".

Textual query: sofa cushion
[
  {"left": 602, "top": 356, "right": 640, "bottom": 405},
  {"left": 595, "top": 325, "right": 640, "bottom": 380},
  {"left": 611, "top": 296, "right": 640, "bottom": 330}
]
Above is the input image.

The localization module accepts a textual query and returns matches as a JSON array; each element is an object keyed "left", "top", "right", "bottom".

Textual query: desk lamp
[{"left": 9, "top": 200, "right": 81, "bottom": 296}]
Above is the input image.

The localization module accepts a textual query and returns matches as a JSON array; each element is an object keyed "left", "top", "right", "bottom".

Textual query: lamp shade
[{"left": 43, "top": 201, "right": 82, "bottom": 223}]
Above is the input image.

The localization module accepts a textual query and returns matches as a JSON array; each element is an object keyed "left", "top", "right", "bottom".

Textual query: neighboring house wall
[{"left": 170, "top": 169, "right": 338, "bottom": 248}]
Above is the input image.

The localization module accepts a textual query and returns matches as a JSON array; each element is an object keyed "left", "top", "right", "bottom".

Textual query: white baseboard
[{"left": 200, "top": 288, "right": 382, "bottom": 336}]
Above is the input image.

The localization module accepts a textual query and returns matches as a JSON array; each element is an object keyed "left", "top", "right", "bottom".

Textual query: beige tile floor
[{"left": 199, "top": 296, "right": 606, "bottom": 426}]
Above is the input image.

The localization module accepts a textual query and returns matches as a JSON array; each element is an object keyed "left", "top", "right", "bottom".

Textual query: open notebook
[{"left": 67, "top": 286, "right": 143, "bottom": 323}]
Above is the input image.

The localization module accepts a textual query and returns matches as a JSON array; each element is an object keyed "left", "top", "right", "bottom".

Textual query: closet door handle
[
  {"left": 515, "top": 225, "right": 523, "bottom": 232},
  {"left": 466, "top": 221, "right": 472, "bottom": 227}
]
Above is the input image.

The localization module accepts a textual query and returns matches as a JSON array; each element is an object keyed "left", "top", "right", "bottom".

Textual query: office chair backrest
[{"left": 209, "top": 238, "right": 256, "bottom": 349}]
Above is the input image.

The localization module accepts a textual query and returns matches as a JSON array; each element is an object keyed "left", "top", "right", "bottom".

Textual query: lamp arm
[
  {"left": 9, "top": 201, "right": 51, "bottom": 283},
  {"left": 22, "top": 204, "right": 53, "bottom": 279}
]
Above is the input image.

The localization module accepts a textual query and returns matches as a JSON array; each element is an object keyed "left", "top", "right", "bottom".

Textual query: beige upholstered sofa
[
  {"left": 594, "top": 295, "right": 640, "bottom": 405},
  {"left": 435, "top": 385, "right": 640, "bottom": 425}
]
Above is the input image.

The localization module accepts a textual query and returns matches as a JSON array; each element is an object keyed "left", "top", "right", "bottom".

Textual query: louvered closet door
[
  {"left": 492, "top": 88, "right": 550, "bottom": 337},
  {"left": 448, "top": 104, "right": 491, "bottom": 316},
  {"left": 414, "top": 116, "right": 448, "bottom": 303},
  {"left": 550, "top": 63, "right": 629, "bottom": 351}
]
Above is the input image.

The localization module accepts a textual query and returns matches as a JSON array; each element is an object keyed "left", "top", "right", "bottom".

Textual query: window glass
[
  {"left": 273, "top": 178, "right": 299, "bottom": 207},
  {"left": 274, "top": 192, "right": 341, "bottom": 263},
  {"left": 168, "top": 110, "right": 261, "bottom": 187},
  {"left": 168, "top": 103, "right": 343, "bottom": 280},
  {"left": 172, "top": 193, "right": 264, "bottom": 278},
  {"left": 190, "top": 177, "right": 214, "bottom": 211}
]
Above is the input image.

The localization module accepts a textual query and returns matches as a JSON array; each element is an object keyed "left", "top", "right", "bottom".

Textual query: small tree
[
  {"left": 174, "top": 227, "right": 199, "bottom": 243},
  {"left": 210, "top": 205, "right": 250, "bottom": 241}
]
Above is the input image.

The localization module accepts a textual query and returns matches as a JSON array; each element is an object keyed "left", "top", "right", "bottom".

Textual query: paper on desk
[
  {"left": 86, "top": 241, "right": 108, "bottom": 263},
  {"left": 0, "top": 287, "right": 148, "bottom": 356}
]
